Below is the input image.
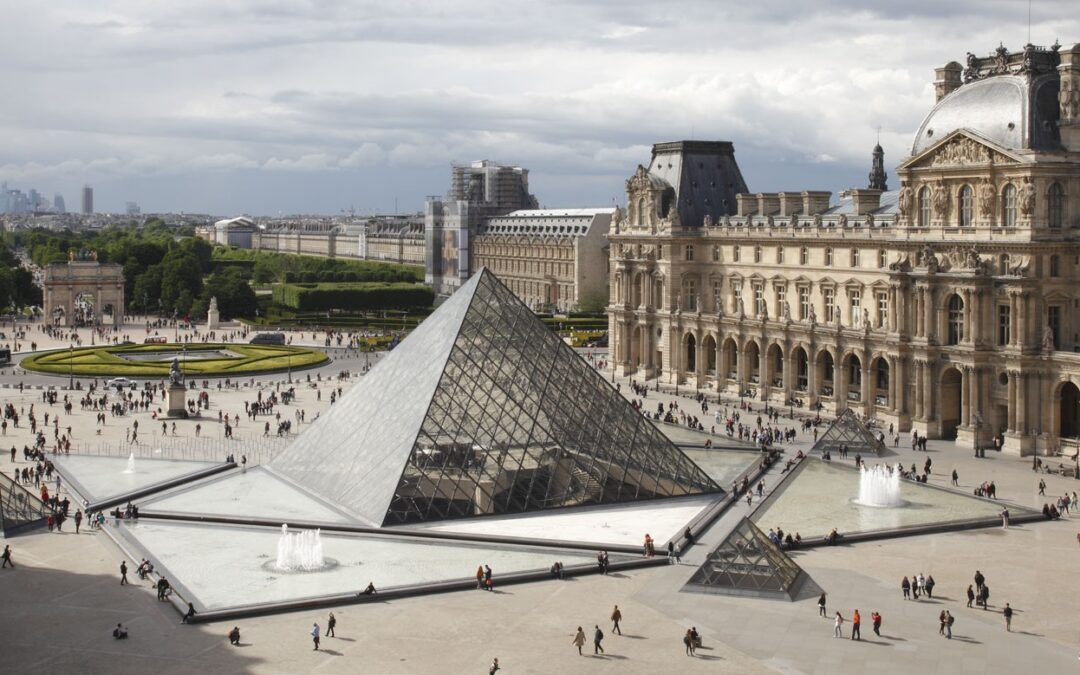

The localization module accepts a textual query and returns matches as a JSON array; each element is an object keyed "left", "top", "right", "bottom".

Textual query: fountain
[
  {"left": 854, "top": 464, "right": 904, "bottom": 508},
  {"left": 123, "top": 452, "right": 136, "bottom": 474},
  {"left": 274, "top": 524, "right": 325, "bottom": 571}
]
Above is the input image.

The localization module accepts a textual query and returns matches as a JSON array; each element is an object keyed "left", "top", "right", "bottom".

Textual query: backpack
[
  {"left": 596, "top": 629, "right": 603, "bottom": 641},
  {"left": 947, "top": 615, "right": 954, "bottom": 626}
]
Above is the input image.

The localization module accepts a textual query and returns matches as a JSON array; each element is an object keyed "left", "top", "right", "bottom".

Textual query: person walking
[
  {"left": 572, "top": 626, "right": 586, "bottom": 655},
  {"left": 818, "top": 592, "right": 827, "bottom": 617},
  {"left": 925, "top": 575, "right": 936, "bottom": 599},
  {"left": 1039, "top": 478, "right": 1046, "bottom": 496},
  {"left": 489, "top": 657, "right": 500, "bottom": 675},
  {"left": 966, "top": 584, "right": 975, "bottom": 608},
  {"left": 311, "top": 622, "right": 320, "bottom": 650},
  {"left": 833, "top": 612, "right": 845, "bottom": 638},
  {"left": 939, "top": 610, "right": 947, "bottom": 636},
  {"left": 851, "top": 609, "right": 861, "bottom": 641},
  {"left": 951, "top": 468, "right": 959, "bottom": 486},
  {"left": 683, "top": 629, "right": 696, "bottom": 656},
  {"left": 120, "top": 560, "right": 128, "bottom": 585},
  {"left": 74, "top": 510, "right": 83, "bottom": 534},
  {"left": 476, "top": 565, "right": 485, "bottom": 590},
  {"left": 1003, "top": 603, "right": 1013, "bottom": 631},
  {"left": 871, "top": 611, "right": 881, "bottom": 637},
  {"left": 901, "top": 576, "right": 911, "bottom": 599},
  {"left": 945, "top": 611, "right": 954, "bottom": 639},
  {"left": 593, "top": 625, "right": 604, "bottom": 654},
  {"left": 1001, "top": 506, "right": 1010, "bottom": 529},
  {"left": 610, "top": 605, "right": 622, "bottom": 635},
  {"left": 1, "top": 544, "right": 13, "bottom": 569},
  {"left": 327, "top": 612, "right": 336, "bottom": 638}
]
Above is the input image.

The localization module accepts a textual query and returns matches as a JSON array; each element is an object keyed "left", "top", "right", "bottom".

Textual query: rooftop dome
[{"left": 912, "top": 73, "right": 1061, "bottom": 155}]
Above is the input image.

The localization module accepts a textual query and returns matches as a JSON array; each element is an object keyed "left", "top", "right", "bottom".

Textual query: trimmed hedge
[{"left": 272, "top": 282, "right": 433, "bottom": 312}]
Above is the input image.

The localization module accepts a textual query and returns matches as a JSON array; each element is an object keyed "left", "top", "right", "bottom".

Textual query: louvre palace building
[{"left": 607, "top": 42, "right": 1080, "bottom": 456}]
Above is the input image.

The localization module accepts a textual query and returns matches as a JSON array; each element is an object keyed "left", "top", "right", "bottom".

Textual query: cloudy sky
[{"left": 1, "top": 1, "right": 1078, "bottom": 216}]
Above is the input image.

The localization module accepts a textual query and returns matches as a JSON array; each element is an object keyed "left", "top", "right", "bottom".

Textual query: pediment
[{"left": 900, "top": 129, "right": 1024, "bottom": 171}]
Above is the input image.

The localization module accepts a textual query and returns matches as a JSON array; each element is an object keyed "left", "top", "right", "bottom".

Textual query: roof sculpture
[
  {"left": 810, "top": 409, "right": 886, "bottom": 456},
  {"left": 683, "top": 518, "right": 807, "bottom": 600},
  {"left": 270, "top": 268, "right": 719, "bottom": 526}
]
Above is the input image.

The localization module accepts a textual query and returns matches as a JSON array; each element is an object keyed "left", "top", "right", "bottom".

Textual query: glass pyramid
[
  {"left": 271, "top": 268, "right": 719, "bottom": 526},
  {"left": 683, "top": 518, "right": 806, "bottom": 600},
  {"left": 0, "top": 471, "right": 53, "bottom": 535},
  {"left": 811, "top": 409, "right": 886, "bottom": 456}
]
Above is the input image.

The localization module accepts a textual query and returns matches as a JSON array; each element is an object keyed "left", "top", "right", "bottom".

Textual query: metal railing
[{"left": 63, "top": 435, "right": 290, "bottom": 466}]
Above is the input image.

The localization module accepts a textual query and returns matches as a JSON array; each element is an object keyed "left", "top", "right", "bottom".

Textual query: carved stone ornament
[
  {"left": 920, "top": 245, "right": 939, "bottom": 273},
  {"left": 931, "top": 181, "right": 949, "bottom": 218},
  {"left": 889, "top": 253, "right": 912, "bottom": 272},
  {"left": 1018, "top": 176, "right": 1035, "bottom": 216},
  {"left": 898, "top": 184, "right": 913, "bottom": 218},
  {"left": 702, "top": 213, "right": 713, "bottom": 227},
  {"left": 1043, "top": 324, "right": 1055, "bottom": 352},
  {"left": 807, "top": 305, "right": 817, "bottom": 325},
  {"left": 929, "top": 137, "right": 992, "bottom": 166},
  {"left": 611, "top": 205, "right": 624, "bottom": 232},
  {"left": 978, "top": 179, "right": 996, "bottom": 218},
  {"left": 862, "top": 308, "right": 871, "bottom": 330},
  {"left": 782, "top": 301, "right": 792, "bottom": 323},
  {"left": 837, "top": 214, "right": 848, "bottom": 228}
]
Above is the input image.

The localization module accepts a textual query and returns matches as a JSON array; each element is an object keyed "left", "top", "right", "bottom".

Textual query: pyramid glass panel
[
  {"left": 810, "top": 408, "right": 886, "bottom": 456},
  {"left": 270, "top": 268, "right": 719, "bottom": 526},
  {"left": 684, "top": 518, "right": 806, "bottom": 600}
]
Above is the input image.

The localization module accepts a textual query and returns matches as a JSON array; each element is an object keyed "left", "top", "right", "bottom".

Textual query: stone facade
[
  {"left": 43, "top": 260, "right": 125, "bottom": 327},
  {"left": 608, "top": 42, "right": 1080, "bottom": 457}
]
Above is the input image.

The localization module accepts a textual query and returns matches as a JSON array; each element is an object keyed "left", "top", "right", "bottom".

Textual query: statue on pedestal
[{"left": 169, "top": 358, "right": 184, "bottom": 386}]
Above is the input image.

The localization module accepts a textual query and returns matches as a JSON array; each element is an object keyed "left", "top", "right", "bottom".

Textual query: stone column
[
  {"left": 782, "top": 354, "right": 793, "bottom": 401},
  {"left": 960, "top": 366, "right": 970, "bottom": 427},
  {"left": 963, "top": 289, "right": 972, "bottom": 343},
  {"left": 1009, "top": 292, "right": 1019, "bottom": 346},
  {"left": 896, "top": 356, "right": 906, "bottom": 416},
  {"left": 695, "top": 329, "right": 705, "bottom": 384},
  {"left": 969, "top": 366, "right": 980, "bottom": 424},
  {"left": 914, "top": 360, "right": 925, "bottom": 419},
  {"left": 924, "top": 287, "right": 935, "bottom": 343},
  {"left": 1016, "top": 371, "right": 1027, "bottom": 434},
  {"left": 1017, "top": 292, "right": 1028, "bottom": 349},
  {"left": 808, "top": 350, "right": 818, "bottom": 406},
  {"left": 925, "top": 361, "right": 936, "bottom": 422},
  {"left": 1007, "top": 371, "right": 1018, "bottom": 432},
  {"left": 837, "top": 359, "right": 848, "bottom": 409},
  {"left": 861, "top": 358, "right": 873, "bottom": 414}
]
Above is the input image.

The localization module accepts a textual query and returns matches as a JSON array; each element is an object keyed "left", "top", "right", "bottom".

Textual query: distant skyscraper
[
  {"left": 53, "top": 193, "right": 66, "bottom": 213},
  {"left": 125, "top": 201, "right": 140, "bottom": 216},
  {"left": 81, "top": 185, "right": 94, "bottom": 215}
]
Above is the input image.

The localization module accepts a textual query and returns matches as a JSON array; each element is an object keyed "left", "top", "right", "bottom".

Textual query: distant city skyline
[{"left": 2, "top": 1, "right": 1078, "bottom": 215}]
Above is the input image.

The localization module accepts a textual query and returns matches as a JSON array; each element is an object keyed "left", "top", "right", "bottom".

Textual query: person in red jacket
[{"left": 871, "top": 611, "right": 882, "bottom": 636}]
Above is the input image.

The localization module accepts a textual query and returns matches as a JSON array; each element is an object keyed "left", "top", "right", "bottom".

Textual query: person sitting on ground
[
  {"left": 228, "top": 626, "right": 241, "bottom": 645},
  {"left": 359, "top": 582, "right": 376, "bottom": 596},
  {"left": 113, "top": 623, "right": 128, "bottom": 639}
]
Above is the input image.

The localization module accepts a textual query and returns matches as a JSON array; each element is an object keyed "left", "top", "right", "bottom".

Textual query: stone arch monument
[{"left": 43, "top": 256, "right": 125, "bottom": 327}]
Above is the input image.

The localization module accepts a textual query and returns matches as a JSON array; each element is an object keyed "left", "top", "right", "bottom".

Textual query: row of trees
[
  {"left": 212, "top": 247, "right": 422, "bottom": 285},
  {"left": 0, "top": 238, "right": 42, "bottom": 311},
  {"left": 13, "top": 223, "right": 254, "bottom": 320}
]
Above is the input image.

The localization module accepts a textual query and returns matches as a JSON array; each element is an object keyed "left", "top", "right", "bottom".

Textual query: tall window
[
  {"left": 731, "top": 281, "right": 742, "bottom": 313},
  {"left": 849, "top": 289, "right": 861, "bottom": 326},
  {"left": 753, "top": 283, "right": 765, "bottom": 316},
  {"left": 998, "top": 305, "right": 1011, "bottom": 345},
  {"left": 776, "top": 285, "right": 786, "bottom": 316},
  {"left": 850, "top": 248, "right": 860, "bottom": 267},
  {"left": 637, "top": 198, "right": 646, "bottom": 226},
  {"left": 824, "top": 288, "right": 835, "bottom": 323},
  {"left": 799, "top": 286, "right": 810, "bottom": 320},
  {"left": 959, "top": 185, "right": 973, "bottom": 226},
  {"left": 825, "top": 248, "right": 833, "bottom": 266},
  {"left": 712, "top": 244, "right": 720, "bottom": 261},
  {"left": 1002, "top": 184, "right": 1017, "bottom": 227},
  {"left": 712, "top": 280, "right": 723, "bottom": 312},
  {"left": 1048, "top": 182, "right": 1065, "bottom": 228},
  {"left": 685, "top": 245, "right": 694, "bottom": 261},
  {"left": 877, "top": 292, "right": 888, "bottom": 327},
  {"left": 800, "top": 247, "right": 809, "bottom": 265},
  {"left": 878, "top": 249, "right": 887, "bottom": 269},
  {"left": 777, "top": 246, "right": 785, "bottom": 264},
  {"left": 1050, "top": 254, "right": 1060, "bottom": 277},
  {"left": 733, "top": 245, "right": 740, "bottom": 262},
  {"left": 683, "top": 279, "right": 697, "bottom": 311},
  {"left": 918, "top": 186, "right": 932, "bottom": 226},
  {"left": 947, "top": 294, "right": 964, "bottom": 345},
  {"left": 753, "top": 246, "right": 762, "bottom": 263},
  {"left": 1048, "top": 305, "right": 1061, "bottom": 349}
]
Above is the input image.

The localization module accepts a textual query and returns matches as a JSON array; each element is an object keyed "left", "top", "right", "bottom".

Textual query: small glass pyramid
[
  {"left": 683, "top": 518, "right": 806, "bottom": 600},
  {"left": 271, "top": 268, "right": 719, "bottom": 526},
  {"left": 811, "top": 409, "right": 886, "bottom": 456}
]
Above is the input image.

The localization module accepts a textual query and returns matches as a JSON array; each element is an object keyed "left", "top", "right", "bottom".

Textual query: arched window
[
  {"left": 636, "top": 198, "right": 646, "bottom": 226},
  {"left": 947, "top": 294, "right": 964, "bottom": 345},
  {"left": 1002, "top": 184, "right": 1017, "bottom": 227},
  {"left": 824, "top": 248, "right": 833, "bottom": 266},
  {"left": 1048, "top": 182, "right": 1065, "bottom": 228},
  {"left": 918, "top": 186, "right": 932, "bottom": 226},
  {"left": 959, "top": 185, "right": 973, "bottom": 226}
]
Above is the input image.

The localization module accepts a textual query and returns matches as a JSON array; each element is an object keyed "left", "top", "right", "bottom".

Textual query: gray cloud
[{"left": 0, "top": 0, "right": 1077, "bottom": 214}]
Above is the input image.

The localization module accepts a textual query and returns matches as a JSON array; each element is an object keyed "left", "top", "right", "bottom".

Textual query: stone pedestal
[
  {"left": 206, "top": 296, "right": 220, "bottom": 331},
  {"left": 167, "top": 383, "right": 188, "bottom": 418}
]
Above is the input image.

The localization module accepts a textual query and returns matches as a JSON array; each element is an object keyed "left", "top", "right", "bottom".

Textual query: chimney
[
  {"left": 736, "top": 193, "right": 755, "bottom": 217},
  {"left": 801, "top": 191, "right": 832, "bottom": 215},
  {"left": 778, "top": 192, "right": 799, "bottom": 217},
  {"left": 934, "top": 61, "right": 963, "bottom": 102},
  {"left": 850, "top": 189, "right": 883, "bottom": 215},
  {"left": 756, "top": 193, "right": 780, "bottom": 216}
]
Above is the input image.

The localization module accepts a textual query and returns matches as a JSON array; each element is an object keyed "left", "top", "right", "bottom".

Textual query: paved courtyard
[{"left": 2, "top": 325, "right": 1079, "bottom": 673}]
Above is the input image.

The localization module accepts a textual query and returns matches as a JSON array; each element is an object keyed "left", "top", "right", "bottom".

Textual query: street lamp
[
  {"left": 68, "top": 344, "right": 73, "bottom": 390},
  {"left": 287, "top": 352, "right": 292, "bottom": 384}
]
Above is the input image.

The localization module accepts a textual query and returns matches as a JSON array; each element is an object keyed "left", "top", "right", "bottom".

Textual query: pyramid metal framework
[
  {"left": 0, "top": 471, "right": 53, "bottom": 536},
  {"left": 683, "top": 518, "right": 806, "bottom": 600},
  {"left": 270, "top": 268, "right": 719, "bottom": 526},
  {"left": 811, "top": 409, "right": 886, "bottom": 456}
]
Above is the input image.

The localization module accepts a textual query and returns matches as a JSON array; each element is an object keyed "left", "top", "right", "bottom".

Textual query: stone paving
[{"left": 1, "top": 330, "right": 1078, "bottom": 673}]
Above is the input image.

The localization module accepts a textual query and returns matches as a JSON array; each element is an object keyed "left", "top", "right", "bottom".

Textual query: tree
[{"left": 200, "top": 267, "right": 257, "bottom": 319}]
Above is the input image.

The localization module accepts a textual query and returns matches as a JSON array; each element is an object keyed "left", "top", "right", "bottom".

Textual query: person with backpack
[{"left": 593, "top": 625, "right": 604, "bottom": 654}]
